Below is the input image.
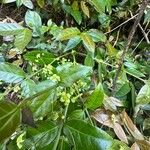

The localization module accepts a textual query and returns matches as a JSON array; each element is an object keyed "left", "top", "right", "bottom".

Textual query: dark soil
[{"left": 0, "top": 3, "right": 27, "bottom": 22}]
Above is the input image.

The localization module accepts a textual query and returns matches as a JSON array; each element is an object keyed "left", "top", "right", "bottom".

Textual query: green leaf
[
  {"left": 22, "top": 0, "right": 33, "bottom": 9},
  {"left": 24, "top": 50, "right": 55, "bottom": 65},
  {"left": 125, "top": 68, "right": 145, "bottom": 78},
  {"left": 84, "top": 52, "right": 95, "bottom": 67},
  {"left": 57, "top": 27, "right": 80, "bottom": 41},
  {"left": 81, "top": 1, "right": 90, "bottom": 18},
  {"left": 136, "top": 81, "right": 150, "bottom": 106},
  {"left": 0, "top": 101, "right": 21, "bottom": 142},
  {"left": 85, "top": 83, "right": 104, "bottom": 109},
  {"left": 16, "top": 0, "right": 23, "bottom": 7},
  {"left": 14, "top": 28, "right": 32, "bottom": 50},
  {"left": 0, "top": 23, "right": 24, "bottom": 36},
  {"left": 88, "top": 0, "right": 106, "bottom": 13},
  {"left": 87, "top": 29, "right": 107, "bottom": 43},
  {"left": 64, "top": 119, "right": 113, "bottom": 150},
  {"left": 144, "top": 8, "right": 150, "bottom": 24},
  {"left": 25, "top": 10, "right": 42, "bottom": 29},
  {"left": 71, "top": 3, "right": 82, "bottom": 25},
  {"left": 57, "top": 63, "right": 92, "bottom": 87},
  {"left": 23, "top": 121, "right": 58, "bottom": 149},
  {"left": 2, "top": 0, "right": 16, "bottom": 3},
  {"left": 29, "top": 89, "right": 56, "bottom": 119},
  {"left": 69, "top": 109, "right": 85, "bottom": 120},
  {"left": 0, "top": 63, "right": 25, "bottom": 83},
  {"left": 57, "top": 138, "right": 71, "bottom": 150},
  {"left": 64, "top": 1, "right": 82, "bottom": 25},
  {"left": 106, "top": 42, "right": 117, "bottom": 58},
  {"left": 64, "top": 36, "right": 81, "bottom": 52},
  {"left": 115, "top": 82, "right": 131, "bottom": 98},
  {"left": 36, "top": 0, "right": 45, "bottom": 8},
  {"left": 98, "top": 13, "right": 110, "bottom": 28},
  {"left": 81, "top": 32, "right": 95, "bottom": 53},
  {"left": 24, "top": 80, "right": 57, "bottom": 102},
  {"left": 21, "top": 79, "right": 36, "bottom": 98}
]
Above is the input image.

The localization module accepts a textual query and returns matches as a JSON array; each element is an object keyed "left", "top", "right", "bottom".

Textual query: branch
[
  {"left": 111, "top": 0, "right": 149, "bottom": 96},
  {"left": 138, "top": 23, "right": 150, "bottom": 44}
]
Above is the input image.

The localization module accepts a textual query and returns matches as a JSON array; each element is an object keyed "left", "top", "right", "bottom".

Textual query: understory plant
[{"left": 0, "top": 0, "right": 150, "bottom": 149}]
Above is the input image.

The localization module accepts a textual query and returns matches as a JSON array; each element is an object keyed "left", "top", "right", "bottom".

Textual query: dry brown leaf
[
  {"left": 131, "top": 142, "right": 140, "bottom": 150},
  {"left": 136, "top": 140, "right": 150, "bottom": 150},
  {"left": 103, "top": 97, "right": 123, "bottom": 112},
  {"left": 114, "top": 122, "right": 128, "bottom": 144},
  {"left": 122, "top": 110, "right": 144, "bottom": 140},
  {"left": 7, "top": 49, "right": 17, "bottom": 59},
  {"left": 92, "top": 109, "right": 114, "bottom": 128}
]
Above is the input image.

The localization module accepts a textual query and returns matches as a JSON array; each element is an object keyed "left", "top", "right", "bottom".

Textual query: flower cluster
[
  {"left": 60, "top": 91, "right": 71, "bottom": 106},
  {"left": 48, "top": 74, "right": 60, "bottom": 83},
  {"left": 13, "top": 85, "right": 21, "bottom": 93},
  {"left": 42, "top": 64, "right": 53, "bottom": 77}
]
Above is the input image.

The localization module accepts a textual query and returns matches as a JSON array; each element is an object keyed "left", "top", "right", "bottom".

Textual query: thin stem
[
  {"left": 52, "top": 104, "right": 69, "bottom": 150},
  {"left": 52, "top": 123, "right": 63, "bottom": 150},
  {"left": 125, "top": 70, "right": 146, "bottom": 83},
  {"left": 26, "top": 52, "right": 72, "bottom": 80},
  {"left": 74, "top": 85, "right": 94, "bottom": 126},
  {"left": 105, "top": 14, "right": 138, "bottom": 34},
  {"left": 94, "top": 58, "right": 116, "bottom": 68}
]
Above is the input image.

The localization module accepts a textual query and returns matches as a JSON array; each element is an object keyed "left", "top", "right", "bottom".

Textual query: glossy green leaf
[
  {"left": 24, "top": 50, "right": 55, "bottom": 65},
  {"left": 106, "top": 42, "right": 117, "bottom": 58},
  {"left": 98, "top": 13, "right": 110, "bottom": 28},
  {"left": 64, "top": 36, "right": 81, "bottom": 52},
  {"left": 21, "top": 79, "right": 36, "bottom": 98},
  {"left": 25, "top": 10, "right": 42, "bottom": 29},
  {"left": 57, "top": 63, "right": 92, "bottom": 87},
  {"left": 2, "top": 0, "right": 16, "bottom": 3},
  {"left": 85, "top": 83, "right": 104, "bottom": 109},
  {"left": 84, "top": 52, "right": 95, "bottom": 67},
  {"left": 57, "top": 27, "right": 80, "bottom": 41},
  {"left": 64, "top": 119, "right": 113, "bottom": 150},
  {"left": 0, "top": 63, "right": 25, "bottom": 83},
  {"left": 0, "top": 101, "right": 21, "bottom": 142},
  {"left": 88, "top": 0, "right": 106, "bottom": 13},
  {"left": 0, "top": 23, "right": 24, "bottom": 36},
  {"left": 23, "top": 121, "right": 58, "bottom": 149},
  {"left": 36, "top": 0, "right": 45, "bottom": 8},
  {"left": 29, "top": 89, "right": 56, "bottom": 119},
  {"left": 81, "top": 32, "right": 95, "bottom": 53},
  {"left": 81, "top": 1, "right": 90, "bottom": 18},
  {"left": 136, "top": 81, "right": 150, "bottom": 106},
  {"left": 57, "top": 138, "right": 71, "bottom": 150},
  {"left": 144, "top": 8, "right": 150, "bottom": 24},
  {"left": 16, "top": 0, "right": 23, "bottom": 7},
  {"left": 14, "top": 28, "right": 32, "bottom": 50},
  {"left": 87, "top": 29, "right": 107, "bottom": 43},
  {"left": 115, "top": 82, "right": 131, "bottom": 98},
  {"left": 24, "top": 80, "right": 57, "bottom": 105},
  {"left": 22, "top": 0, "right": 33, "bottom": 9},
  {"left": 125, "top": 68, "right": 145, "bottom": 78},
  {"left": 71, "top": 9, "right": 82, "bottom": 25}
]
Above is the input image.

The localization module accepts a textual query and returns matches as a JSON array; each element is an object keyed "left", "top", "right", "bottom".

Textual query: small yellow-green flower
[
  {"left": 42, "top": 64, "right": 53, "bottom": 77},
  {"left": 36, "top": 53, "right": 41, "bottom": 59},
  {"left": 32, "top": 65, "right": 38, "bottom": 71},
  {"left": 50, "top": 74, "right": 60, "bottom": 82},
  {"left": 14, "top": 85, "right": 21, "bottom": 93},
  {"left": 60, "top": 92, "right": 71, "bottom": 105}
]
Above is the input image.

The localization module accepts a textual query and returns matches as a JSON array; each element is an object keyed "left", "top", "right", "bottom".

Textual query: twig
[
  {"left": 131, "top": 30, "right": 150, "bottom": 55},
  {"left": 111, "top": 0, "right": 149, "bottom": 96},
  {"left": 105, "top": 14, "right": 138, "bottom": 34},
  {"left": 138, "top": 23, "right": 150, "bottom": 44},
  {"left": 113, "top": 27, "right": 121, "bottom": 46}
]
